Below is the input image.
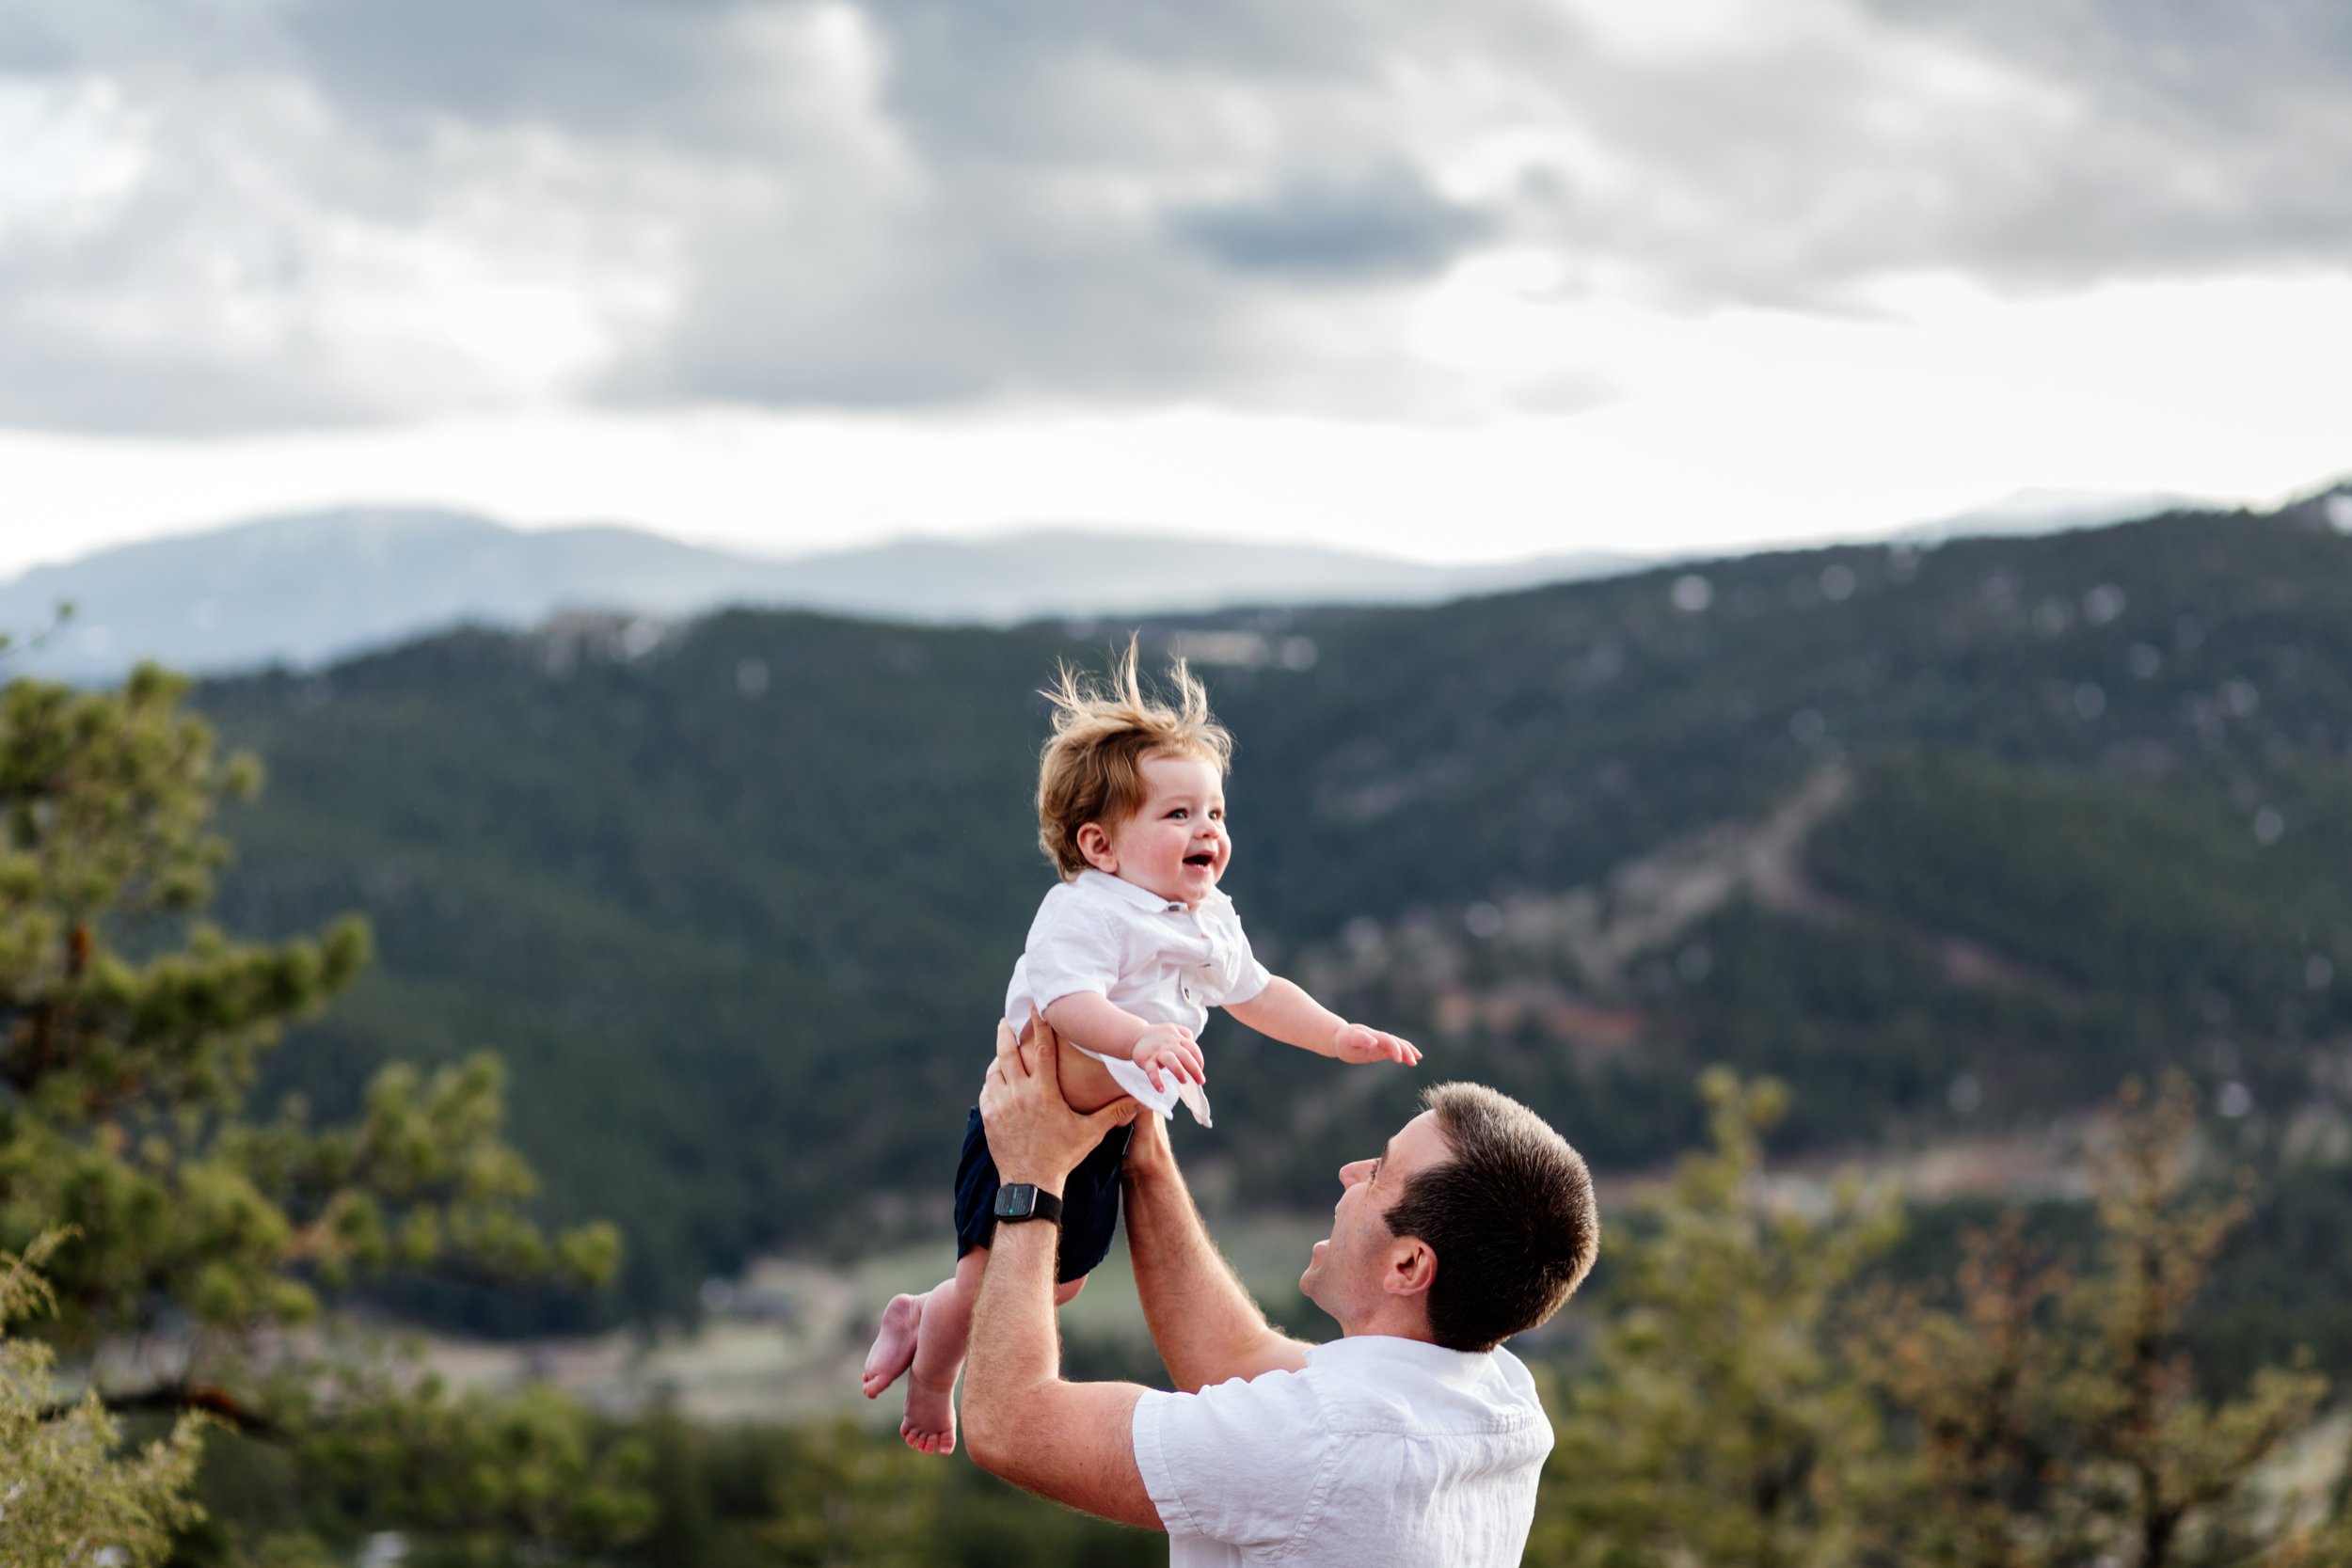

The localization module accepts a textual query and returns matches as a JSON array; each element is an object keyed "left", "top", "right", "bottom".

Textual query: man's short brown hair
[
  {"left": 1037, "top": 641, "right": 1232, "bottom": 879},
  {"left": 1382, "top": 1083, "right": 1599, "bottom": 1354}
]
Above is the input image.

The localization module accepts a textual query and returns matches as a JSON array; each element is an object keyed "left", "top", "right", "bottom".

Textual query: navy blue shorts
[{"left": 952, "top": 1105, "right": 1134, "bottom": 1285}]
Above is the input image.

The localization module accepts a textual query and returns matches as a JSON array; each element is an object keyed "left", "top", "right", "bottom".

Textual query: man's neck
[{"left": 1334, "top": 1302, "right": 1438, "bottom": 1345}]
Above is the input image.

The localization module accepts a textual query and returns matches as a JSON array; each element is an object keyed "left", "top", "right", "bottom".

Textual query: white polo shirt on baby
[
  {"left": 1005, "top": 869, "right": 1272, "bottom": 1124},
  {"left": 1132, "top": 1336, "right": 1554, "bottom": 1567}
]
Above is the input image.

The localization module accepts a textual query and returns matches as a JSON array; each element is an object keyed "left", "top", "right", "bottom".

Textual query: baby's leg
[
  {"left": 897, "top": 1247, "right": 988, "bottom": 1455},
  {"left": 867, "top": 1252, "right": 1089, "bottom": 1456},
  {"left": 862, "top": 1284, "right": 932, "bottom": 1401}
]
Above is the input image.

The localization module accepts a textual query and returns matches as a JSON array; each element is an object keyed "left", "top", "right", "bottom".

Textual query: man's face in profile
[{"left": 1300, "top": 1109, "right": 1449, "bottom": 1321}]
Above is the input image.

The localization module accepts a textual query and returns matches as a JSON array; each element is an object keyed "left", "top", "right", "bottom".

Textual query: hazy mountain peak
[{"left": 0, "top": 509, "right": 1640, "bottom": 681}]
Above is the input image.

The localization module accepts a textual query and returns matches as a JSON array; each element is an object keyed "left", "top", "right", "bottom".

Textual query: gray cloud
[
  {"left": 1841, "top": 0, "right": 2352, "bottom": 284},
  {"left": 1, "top": 0, "right": 2346, "bottom": 436},
  {"left": 1172, "top": 164, "right": 1492, "bottom": 281}
]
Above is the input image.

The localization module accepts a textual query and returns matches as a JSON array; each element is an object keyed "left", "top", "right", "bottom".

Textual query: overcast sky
[{"left": 5, "top": 0, "right": 2349, "bottom": 576}]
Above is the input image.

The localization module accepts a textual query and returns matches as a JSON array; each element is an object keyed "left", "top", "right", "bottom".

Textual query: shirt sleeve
[
  {"left": 1212, "top": 905, "right": 1273, "bottom": 1006},
  {"left": 1132, "top": 1372, "right": 1333, "bottom": 1551},
  {"left": 1022, "top": 895, "right": 1127, "bottom": 1014}
]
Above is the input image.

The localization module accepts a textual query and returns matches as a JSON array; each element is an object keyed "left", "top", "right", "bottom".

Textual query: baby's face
[{"left": 1098, "top": 752, "right": 1230, "bottom": 908}]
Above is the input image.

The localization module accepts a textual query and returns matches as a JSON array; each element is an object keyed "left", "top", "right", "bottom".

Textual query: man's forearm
[
  {"left": 963, "top": 1214, "right": 1064, "bottom": 1438},
  {"left": 963, "top": 1208, "right": 1159, "bottom": 1528},
  {"left": 1123, "top": 1132, "right": 1309, "bottom": 1392}
]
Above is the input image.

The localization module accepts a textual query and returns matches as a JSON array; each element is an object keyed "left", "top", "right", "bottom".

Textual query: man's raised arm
[
  {"left": 961, "top": 1022, "right": 1161, "bottom": 1528},
  {"left": 1115, "top": 1067, "right": 1310, "bottom": 1393}
]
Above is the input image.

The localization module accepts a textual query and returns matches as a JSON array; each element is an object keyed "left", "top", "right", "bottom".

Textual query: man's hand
[
  {"left": 982, "top": 1012, "right": 1139, "bottom": 1187},
  {"left": 1329, "top": 1022, "right": 1422, "bottom": 1067},
  {"left": 1131, "top": 1022, "right": 1205, "bottom": 1094}
]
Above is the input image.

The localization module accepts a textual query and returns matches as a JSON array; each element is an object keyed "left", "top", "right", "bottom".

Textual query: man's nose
[{"left": 1339, "top": 1158, "right": 1372, "bottom": 1187}]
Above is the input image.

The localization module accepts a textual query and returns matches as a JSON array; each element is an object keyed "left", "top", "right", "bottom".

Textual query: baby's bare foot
[
  {"left": 862, "top": 1293, "right": 923, "bottom": 1400},
  {"left": 900, "top": 1371, "right": 958, "bottom": 1455}
]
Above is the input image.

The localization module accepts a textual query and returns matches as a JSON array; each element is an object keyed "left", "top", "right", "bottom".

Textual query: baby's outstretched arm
[
  {"left": 1041, "top": 991, "right": 1206, "bottom": 1093},
  {"left": 1225, "top": 978, "right": 1422, "bottom": 1067}
]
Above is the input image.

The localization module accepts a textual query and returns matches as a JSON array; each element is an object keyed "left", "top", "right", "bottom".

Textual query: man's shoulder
[
  {"left": 1137, "top": 1344, "right": 1549, "bottom": 1562},
  {"left": 1298, "top": 1338, "right": 1549, "bottom": 1436}
]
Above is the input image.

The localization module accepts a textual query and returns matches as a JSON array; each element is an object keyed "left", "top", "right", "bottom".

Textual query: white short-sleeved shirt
[
  {"left": 1132, "top": 1336, "right": 1553, "bottom": 1567},
  {"left": 1005, "top": 869, "right": 1273, "bottom": 1124}
]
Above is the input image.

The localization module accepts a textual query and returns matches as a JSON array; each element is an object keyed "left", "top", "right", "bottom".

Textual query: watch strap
[{"left": 993, "top": 1182, "right": 1064, "bottom": 1226}]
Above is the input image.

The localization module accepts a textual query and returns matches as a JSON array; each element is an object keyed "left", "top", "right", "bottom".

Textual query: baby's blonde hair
[{"left": 1038, "top": 640, "right": 1233, "bottom": 879}]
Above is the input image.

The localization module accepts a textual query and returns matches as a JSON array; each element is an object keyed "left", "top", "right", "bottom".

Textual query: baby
[{"left": 861, "top": 643, "right": 1421, "bottom": 1455}]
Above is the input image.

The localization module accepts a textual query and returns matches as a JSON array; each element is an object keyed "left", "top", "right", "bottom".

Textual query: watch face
[{"left": 995, "top": 1183, "right": 1038, "bottom": 1220}]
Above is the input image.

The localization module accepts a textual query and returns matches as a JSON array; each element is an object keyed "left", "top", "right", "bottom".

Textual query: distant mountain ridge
[
  {"left": 178, "top": 482, "right": 2352, "bottom": 1331},
  {"left": 0, "top": 508, "right": 1641, "bottom": 681},
  {"left": 9, "top": 481, "right": 2249, "bottom": 682}
]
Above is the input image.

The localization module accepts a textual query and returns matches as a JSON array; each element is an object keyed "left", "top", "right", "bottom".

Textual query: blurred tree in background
[
  {"left": 0, "top": 664, "right": 641, "bottom": 1564},
  {"left": 1533, "top": 1069, "right": 2344, "bottom": 1568},
  {"left": 1532, "top": 1069, "right": 1906, "bottom": 1568},
  {"left": 1864, "top": 1074, "right": 2329, "bottom": 1568},
  {"left": 0, "top": 1230, "right": 204, "bottom": 1568}
]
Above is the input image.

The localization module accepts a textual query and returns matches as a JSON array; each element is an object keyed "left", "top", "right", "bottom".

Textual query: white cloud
[{"left": 0, "top": 74, "right": 146, "bottom": 230}]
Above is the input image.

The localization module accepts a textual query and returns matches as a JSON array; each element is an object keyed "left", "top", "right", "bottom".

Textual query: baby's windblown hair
[{"left": 1037, "top": 640, "right": 1232, "bottom": 879}]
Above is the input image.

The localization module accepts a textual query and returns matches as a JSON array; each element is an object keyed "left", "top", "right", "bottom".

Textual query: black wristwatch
[{"left": 993, "top": 1182, "right": 1064, "bottom": 1227}]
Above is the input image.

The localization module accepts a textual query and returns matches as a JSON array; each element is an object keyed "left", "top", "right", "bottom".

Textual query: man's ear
[
  {"left": 1075, "top": 822, "right": 1118, "bottom": 873},
  {"left": 1385, "top": 1237, "right": 1436, "bottom": 1300}
]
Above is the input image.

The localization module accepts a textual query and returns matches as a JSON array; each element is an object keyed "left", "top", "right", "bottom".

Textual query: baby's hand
[
  {"left": 1330, "top": 1023, "right": 1422, "bottom": 1067},
  {"left": 1132, "top": 1022, "right": 1206, "bottom": 1094}
]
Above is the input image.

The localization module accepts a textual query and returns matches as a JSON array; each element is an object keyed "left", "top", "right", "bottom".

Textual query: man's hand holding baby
[
  {"left": 1329, "top": 1022, "right": 1422, "bottom": 1067},
  {"left": 982, "top": 1017, "right": 1139, "bottom": 1188},
  {"left": 1132, "top": 1022, "right": 1205, "bottom": 1093}
]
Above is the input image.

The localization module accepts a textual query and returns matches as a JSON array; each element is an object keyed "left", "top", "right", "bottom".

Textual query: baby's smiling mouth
[{"left": 1184, "top": 853, "right": 1216, "bottom": 868}]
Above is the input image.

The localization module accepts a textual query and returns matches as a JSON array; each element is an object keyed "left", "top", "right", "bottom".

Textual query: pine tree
[
  {"left": 1863, "top": 1073, "right": 2331, "bottom": 1568},
  {"left": 0, "top": 1231, "right": 204, "bottom": 1568},
  {"left": 1532, "top": 1069, "right": 1905, "bottom": 1568},
  {"left": 0, "top": 664, "right": 637, "bottom": 1560}
]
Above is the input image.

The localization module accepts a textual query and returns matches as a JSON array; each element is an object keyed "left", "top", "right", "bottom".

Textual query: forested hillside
[{"left": 194, "top": 488, "right": 2352, "bottom": 1325}]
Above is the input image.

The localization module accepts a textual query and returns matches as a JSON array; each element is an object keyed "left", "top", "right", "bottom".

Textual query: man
[{"left": 963, "top": 1016, "right": 1600, "bottom": 1565}]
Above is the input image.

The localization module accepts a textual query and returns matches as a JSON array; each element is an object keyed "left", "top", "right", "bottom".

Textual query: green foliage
[
  {"left": 0, "top": 666, "right": 612, "bottom": 1340},
  {"left": 0, "top": 1231, "right": 205, "bottom": 1568},
  {"left": 2056, "top": 1077, "right": 2328, "bottom": 1566},
  {"left": 618, "top": 1413, "right": 1161, "bottom": 1568},
  {"left": 1532, "top": 1072, "right": 2344, "bottom": 1568},
  {"left": 1534, "top": 1069, "right": 1906, "bottom": 1568},
  {"left": 290, "top": 1372, "right": 652, "bottom": 1561},
  {"left": 1862, "top": 1075, "right": 2331, "bottom": 1568},
  {"left": 0, "top": 665, "right": 644, "bottom": 1561}
]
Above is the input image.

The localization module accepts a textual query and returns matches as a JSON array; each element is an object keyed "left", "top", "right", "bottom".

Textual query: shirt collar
[{"left": 1074, "top": 867, "right": 1189, "bottom": 913}]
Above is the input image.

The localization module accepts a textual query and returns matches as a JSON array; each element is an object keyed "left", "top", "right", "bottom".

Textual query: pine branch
[{"left": 42, "top": 1379, "right": 281, "bottom": 1438}]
